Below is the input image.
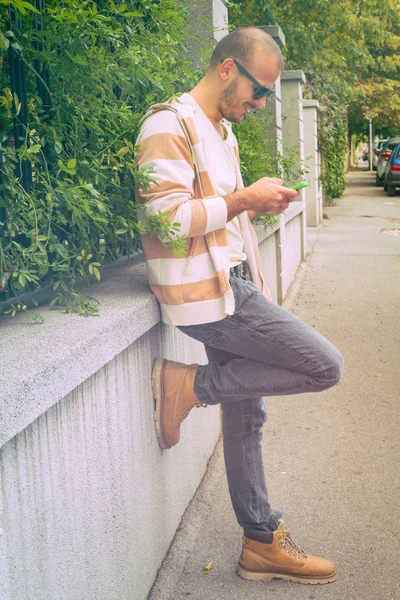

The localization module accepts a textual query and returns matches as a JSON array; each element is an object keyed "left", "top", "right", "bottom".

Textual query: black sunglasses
[{"left": 221, "top": 58, "right": 275, "bottom": 100}]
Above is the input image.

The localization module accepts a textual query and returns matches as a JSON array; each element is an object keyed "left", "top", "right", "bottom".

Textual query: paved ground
[{"left": 149, "top": 170, "right": 400, "bottom": 600}]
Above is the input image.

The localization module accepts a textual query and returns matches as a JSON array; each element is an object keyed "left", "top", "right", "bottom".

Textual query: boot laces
[{"left": 280, "top": 531, "right": 308, "bottom": 558}]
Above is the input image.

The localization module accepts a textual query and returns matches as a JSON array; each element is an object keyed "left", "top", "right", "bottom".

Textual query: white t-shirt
[{"left": 186, "top": 95, "right": 247, "bottom": 267}]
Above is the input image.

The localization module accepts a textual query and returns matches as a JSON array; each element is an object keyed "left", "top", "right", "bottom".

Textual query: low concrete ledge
[
  {"left": 0, "top": 206, "right": 307, "bottom": 599},
  {"left": 0, "top": 263, "right": 219, "bottom": 600},
  {"left": 254, "top": 200, "right": 306, "bottom": 243},
  {"left": 303, "top": 99, "right": 320, "bottom": 109},
  {"left": 0, "top": 257, "right": 160, "bottom": 448},
  {"left": 258, "top": 25, "right": 286, "bottom": 48},
  {"left": 284, "top": 199, "right": 306, "bottom": 223},
  {"left": 281, "top": 69, "right": 306, "bottom": 83},
  {"left": 253, "top": 218, "right": 281, "bottom": 240},
  {"left": 0, "top": 199, "right": 306, "bottom": 449}
]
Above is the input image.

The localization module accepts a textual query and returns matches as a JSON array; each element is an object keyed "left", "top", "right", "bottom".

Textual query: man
[{"left": 135, "top": 27, "right": 343, "bottom": 585}]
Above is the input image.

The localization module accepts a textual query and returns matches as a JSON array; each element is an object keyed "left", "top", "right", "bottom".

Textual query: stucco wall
[
  {"left": 0, "top": 205, "right": 306, "bottom": 600},
  {"left": 0, "top": 316, "right": 219, "bottom": 600}
]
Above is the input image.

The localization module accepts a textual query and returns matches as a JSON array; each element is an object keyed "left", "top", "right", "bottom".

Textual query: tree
[
  {"left": 228, "top": 0, "right": 400, "bottom": 196},
  {"left": 229, "top": 0, "right": 399, "bottom": 124}
]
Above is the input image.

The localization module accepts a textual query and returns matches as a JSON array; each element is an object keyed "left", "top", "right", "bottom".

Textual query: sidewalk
[{"left": 149, "top": 171, "right": 400, "bottom": 600}]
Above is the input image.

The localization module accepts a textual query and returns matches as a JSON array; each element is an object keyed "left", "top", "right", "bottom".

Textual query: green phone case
[{"left": 290, "top": 181, "right": 310, "bottom": 190}]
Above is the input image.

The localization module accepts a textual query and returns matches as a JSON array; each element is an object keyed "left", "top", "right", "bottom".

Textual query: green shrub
[
  {"left": 319, "top": 110, "right": 347, "bottom": 200},
  {"left": 0, "top": 0, "right": 201, "bottom": 313},
  {"left": 0, "top": 1, "right": 294, "bottom": 317}
]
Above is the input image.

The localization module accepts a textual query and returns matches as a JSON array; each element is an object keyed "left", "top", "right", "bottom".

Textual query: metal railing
[
  {"left": 1, "top": 0, "right": 51, "bottom": 214},
  {"left": 0, "top": 2, "right": 51, "bottom": 300},
  {"left": 0, "top": 0, "right": 133, "bottom": 307}
]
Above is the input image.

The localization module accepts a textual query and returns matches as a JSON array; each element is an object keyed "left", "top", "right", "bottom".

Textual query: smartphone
[{"left": 290, "top": 180, "right": 310, "bottom": 191}]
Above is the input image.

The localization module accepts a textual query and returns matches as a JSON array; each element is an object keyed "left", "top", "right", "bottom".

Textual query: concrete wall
[
  {"left": 303, "top": 100, "right": 323, "bottom": 227},
  {"left": 0, "top": 276, "right": 219, "bottom": 600},
  {"left": 259, "top": 26, "right": 285, "bottom": 159},
  {"left": 255, "top": 201, "right": 306, "bottom": 305},
  {"left": 281, "top": 70, "right": 306, "bottom": 196},
  {"left": 0, "top": 204, "right": 306, "bottom": 600},
  {"left": 283, "top": 210, "right": 303, "bottom": 297},
  {"left": 213, "top": 0, "right": 228, "bottom": 42},
  {"left": 0, "top": 10, "right": 316, "bottom": 599}
]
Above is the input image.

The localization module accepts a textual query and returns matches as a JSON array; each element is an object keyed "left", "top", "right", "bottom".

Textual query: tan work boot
[
  {"left": 151, "top": 358, "right": 206, "bottom": 449},
  {"left": 237, "top": 522, "right": 337, "bottom": 585}
]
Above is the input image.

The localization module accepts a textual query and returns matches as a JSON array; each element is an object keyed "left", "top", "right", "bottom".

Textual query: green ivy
[
  {"left": 233, "top": 110, "right": 308, "bottom": 228},
  {"left": 0, "top": 1, "right": 295, "bottom": 317},
  {"left": 319, "top": 110, "right": 347, "bottom": 200},
  {"left": 233, "top": 111, "right": 279, "bottom": 229},
  {"left": 0, "top": 0, "right": 202, "bottom": 314}
]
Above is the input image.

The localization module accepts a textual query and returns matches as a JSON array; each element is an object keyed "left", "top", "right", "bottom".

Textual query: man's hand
[
  {"left": 246, "top": 177, "right": 299, "bottom": 214},
  {"left": 224, "top": 177, "right": 300, "bottom": 221}
]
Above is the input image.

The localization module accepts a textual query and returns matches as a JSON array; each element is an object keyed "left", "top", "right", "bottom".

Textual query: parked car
[
  {"left": 372, "top": 139, "right": 388, "bottom": 170},
  {"left": 383, "top": 140, "right": 400, "bottom": 196},
  {"left": 376, "top": 138, "right": 400, "bottom": 185}
]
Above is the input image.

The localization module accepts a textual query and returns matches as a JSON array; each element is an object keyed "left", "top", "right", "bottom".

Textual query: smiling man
[{"left": 135, "top": 27, "right": 343, "bottom": 586}]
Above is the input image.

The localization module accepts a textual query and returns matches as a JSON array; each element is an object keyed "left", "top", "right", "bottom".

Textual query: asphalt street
[{"left": 149, "top": 169, "right": 400, "bottom": 600}]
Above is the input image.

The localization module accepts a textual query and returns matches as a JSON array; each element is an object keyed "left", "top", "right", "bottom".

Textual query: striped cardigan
[{"left": 135, "top": 93, "right": 271, "bottom": 326}]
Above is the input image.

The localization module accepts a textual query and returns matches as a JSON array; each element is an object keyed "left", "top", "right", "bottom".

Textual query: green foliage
[
  {"left": 2, "top": 299, "right": 44, "bottom": 322},
  {"left": 0, "top": 0, "right": 202, "bottom": 313},
  {"left": 228, "top": 0, "right": 400, "bottom": 200},
  {"left": 232, "top": 110, "right": 305, "bottom": 228},
  {"left": 319, "top": 111, "right": 347, "bottom": 200},
  {"left": 233, "top": 111, "right": 279, "bottom": 187},
  {"left": 229, "top": 0, "right": 400, "bottom": 121},
  {"left": 146, "top": 211, "right": 187, "bottom": 258},
  {"left": 0, "top": 0, "right": 315, "bottom": 318},
  {"left": 232, "top": 111, "right": 279, "bottom": 228}
]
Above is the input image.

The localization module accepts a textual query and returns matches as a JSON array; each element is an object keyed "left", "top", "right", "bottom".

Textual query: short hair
[{"left": 209, "top": 27, "right": 284, "bottom": 71}]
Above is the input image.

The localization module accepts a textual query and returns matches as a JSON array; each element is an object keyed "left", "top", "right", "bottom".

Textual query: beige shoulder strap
[{"left": 138, "top": 104, "right": 204, "bottom": 197}]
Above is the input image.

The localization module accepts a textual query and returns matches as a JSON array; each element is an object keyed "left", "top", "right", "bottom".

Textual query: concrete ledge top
[
  {"left": 0, "top": 257, "right": 160, "bottom": 448},
  {"left": 303, "top": 99, "right": 320, "bottom": 109},
  {"left": 281, "top": 70, "right": 306, "bottom": 83},
  {"left": 0, "top": 204, "right": 306, "bottom": 449},
  {"left": 254, "top": 201, "right": 305, "bottom": 240},
  {"left": 257, "top": 25, "right": 285, "bottom": 48},
  {"left": 254, "top": 218, "right": 281, "bottom": 240}
]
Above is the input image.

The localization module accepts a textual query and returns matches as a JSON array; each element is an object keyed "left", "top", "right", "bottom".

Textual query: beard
[{"left": 217, "top": 78, "right": 244, "bottom": 123}]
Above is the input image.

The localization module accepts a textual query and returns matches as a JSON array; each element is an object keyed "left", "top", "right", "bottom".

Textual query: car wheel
[
  {"left": 388, "top": 184, "right": 396, "bottom": 197},
  {"left": 384, "top": 181, "right": 388, "bottom": 192},
  {"left": 375, "top": 174, "right": 382, "bottom": 186}
]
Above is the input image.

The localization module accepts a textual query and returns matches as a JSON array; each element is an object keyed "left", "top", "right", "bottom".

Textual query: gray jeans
[{"left": 178, "top": 274, "right": 344, "bottom": 533}]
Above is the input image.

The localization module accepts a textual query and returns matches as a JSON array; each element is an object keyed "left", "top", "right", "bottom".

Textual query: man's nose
[{"left": 253, "top": 95, "right": 267, "bottom": 109}]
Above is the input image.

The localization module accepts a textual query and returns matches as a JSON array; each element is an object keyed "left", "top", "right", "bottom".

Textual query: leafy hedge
[
  {"left": 0, "top": 0, "right": 203, "bottom": 314},
  {"left": 232, "top": 110, "right": 307, "bottom": 227},
  {"left": 319, "top": 110, "right": 347, "bottom": 201},
  {"left": 0, "top": 1, "right": 292, "bottom": 317},
  {"left": 232, "top": 110, "right": 279, "bottom": 227}
]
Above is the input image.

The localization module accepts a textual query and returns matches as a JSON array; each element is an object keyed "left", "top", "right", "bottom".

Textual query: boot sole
[
  {"left": 237, "top": 565, "right": 337, "bottom": 585},
  {"left": 152, "top": 358, "right": 171, "bottom": 450}
]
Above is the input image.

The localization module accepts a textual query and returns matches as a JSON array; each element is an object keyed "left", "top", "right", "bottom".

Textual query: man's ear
[{"left": 219, "top": 58, "right": 234, "bottom": 82}]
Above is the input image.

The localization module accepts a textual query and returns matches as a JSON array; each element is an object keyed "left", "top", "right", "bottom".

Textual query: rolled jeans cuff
[
  {"left": 264, "top": 509, "right": 284, "bottom": 532},
  {"left": 194, "top": 366, "right": 214, "bottom": 404}
]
